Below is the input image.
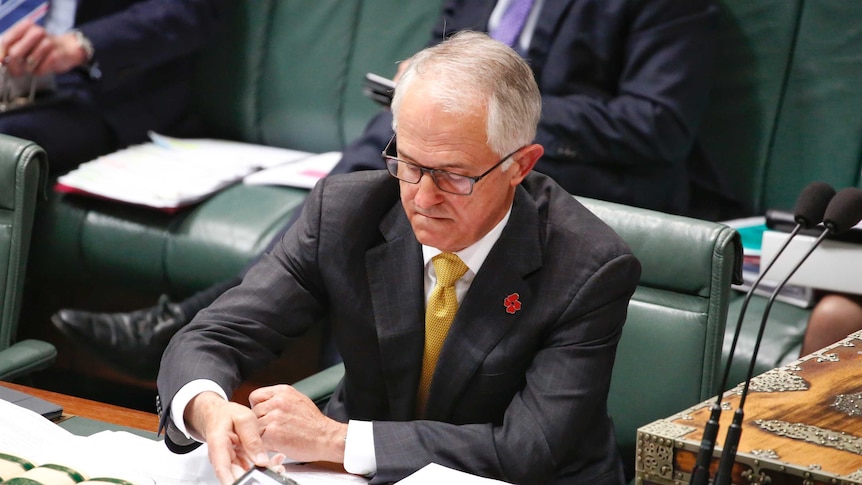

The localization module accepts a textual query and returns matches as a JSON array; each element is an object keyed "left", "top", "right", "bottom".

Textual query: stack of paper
[
  {"left": 0, "top": 395, "right": 517, "bottom": 485},
  {"left": 243, "top": 151, "right": 341, "bottom": 189},
  {"left": 56, "top": 133, "right": 337, "bottom": 212},
  {"left": 0, "top": 397, "right": 216, "bottom": 485}
]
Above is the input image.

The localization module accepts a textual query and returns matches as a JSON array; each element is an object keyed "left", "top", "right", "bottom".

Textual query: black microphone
[
  {"left": 688, "top": 181, "right": 835, "bottom": 485},
  {"left": 713, "top": 187, "right": 862, "bottom": 485}
]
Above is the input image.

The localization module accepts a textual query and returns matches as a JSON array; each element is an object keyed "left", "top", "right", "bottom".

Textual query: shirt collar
[{"left": 422, "top": 205, "right": 513, "bottom": 276}]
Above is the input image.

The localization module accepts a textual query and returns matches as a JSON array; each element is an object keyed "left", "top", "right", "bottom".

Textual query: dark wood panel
[{"left": 1, "top": 381, "right": 159, "bottom": 432}]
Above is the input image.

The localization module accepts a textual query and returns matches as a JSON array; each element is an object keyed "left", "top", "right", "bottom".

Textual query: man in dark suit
[
  {"left": 337, "top": 0, "right": 726, "bottom": 218},
  {"left": 0, "top": 0, "right": 229, "bottom": 176},
  {"left": 157, "top": 32, "right": 641, "bottom": 485}
]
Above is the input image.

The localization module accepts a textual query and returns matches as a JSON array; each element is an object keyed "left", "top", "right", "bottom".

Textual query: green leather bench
[
  {"left": 16, "top": 0, "right": 862, "bottom": 408},
  {"left": 0, "top": 136, "right": 56, "bottom": 380}
]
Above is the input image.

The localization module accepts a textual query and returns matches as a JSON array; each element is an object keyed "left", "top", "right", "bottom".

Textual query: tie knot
[{"left": 432, "top": 253, "right": 468, "bottom": 288}]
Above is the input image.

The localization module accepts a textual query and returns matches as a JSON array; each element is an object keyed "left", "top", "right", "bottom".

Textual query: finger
[
  {"left": 230, "top": 464, "right": 247, "bottom": 483},
  {"left": 248, "top": 385, "right": 276, "bottom": 407},
  {"left": 1, "top": 19, "right": 34, "bottom": 58},
  {"left": 222, "top": 404, "right": 269, "bottom": 468},
  {"left": 33, "top": 51, "right": 56, "bottom": 76},
  {"left": 268, "top": 453, "right": 287, "bottom": 468},
  {"left": 236, "top": 424, "right": 270, "bottom": 467},
  {"left": 209, "top": 436, "right": 240, "bottom": 485},
  {"left": 4, "top": 25, "right": 44, "bottom": 73},
  {"left": 26, "top": 37, "right": 53, "bottom": 75},
  {"left": 235, "top": 443, "right": 269, "bottom": 471},
  {"left": 213, "top": 453, "right": 239, "bottom": 485}
]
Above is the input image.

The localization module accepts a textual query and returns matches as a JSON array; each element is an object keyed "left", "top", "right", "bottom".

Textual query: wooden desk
[
  {"left": 0, "top": 381, "right": 158, "bottom": 433},
  {"left": 636, "top": 331, "right": 862, "bottom": 484}
]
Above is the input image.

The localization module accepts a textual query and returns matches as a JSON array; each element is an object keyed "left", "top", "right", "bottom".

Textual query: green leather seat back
[
  {"left": 256, "top": 0, "right": 358, "bottom": 152},
  {"left": 0, "top": 134, "right": 55, "bottom": 381},
  {"left": 0, "top": 135, "right": 46, "bottom": 351},
  {"left": 764, "top": 0, "right": 862, "bottom": 206},
  {"left": 190, "top": 0, "right": 272, "bottom": 144},
  {"left": 697, "top": 0, "right": 803, "bottom": 216},
  {"left": 340, "top": 1, "right": 445, "bottom": 145},
  {"left": 580, "top": 198, "right": 741, "bottom": 475},
  {"left": 192, "top": 0, "right": 442, "bottom": 153}
]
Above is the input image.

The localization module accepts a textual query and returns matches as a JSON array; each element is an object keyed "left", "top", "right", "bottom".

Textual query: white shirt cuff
[
  {"left": 343, "top": 420, "right": 376, "bottom": 477},
  {"left": 169, "top": 379, "right": 228, "bottom": 441}
]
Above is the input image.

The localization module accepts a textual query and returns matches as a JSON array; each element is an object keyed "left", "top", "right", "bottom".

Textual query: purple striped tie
[{"left": 490, "top": 0, "right": 535, "bottom": 47}]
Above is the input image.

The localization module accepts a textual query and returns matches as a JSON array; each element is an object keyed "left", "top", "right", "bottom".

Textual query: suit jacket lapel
[
  {"left": 366, "top": 203, "right": 425, "bottom": 420},
  {"left": 425, "top": 187, "right": 544, "bottom": 420}
]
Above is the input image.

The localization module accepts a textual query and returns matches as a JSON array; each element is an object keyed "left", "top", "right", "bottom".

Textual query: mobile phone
[
  {"left": 362, "top": 72, "right": 396, "bottom": 106},
  {"left": 232, "top": 466, "right": 300, "bottom": 485}
]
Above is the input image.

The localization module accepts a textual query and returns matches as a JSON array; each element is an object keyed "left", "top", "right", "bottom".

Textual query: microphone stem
[
  {"left": 738, "top": 229, "right": 829, "bottom": 409},
  {"left": 714, "top": 229, "right": 831, "bottom": 485},
  {"left": 690, "top": 224, "right": 804, "bottom": 485},
  {"left": 716, "top": 224, "right": 803, "bottom": 401}
]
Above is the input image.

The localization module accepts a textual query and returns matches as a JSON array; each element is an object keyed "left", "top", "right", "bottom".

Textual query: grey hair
[{"left": 391, "top": 30, "right": 541, "bottom": 159}]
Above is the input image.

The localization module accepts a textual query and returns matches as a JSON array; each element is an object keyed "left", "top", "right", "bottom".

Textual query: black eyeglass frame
[{"left": 382, "top": 135, "right": 523, "bottom": 196}]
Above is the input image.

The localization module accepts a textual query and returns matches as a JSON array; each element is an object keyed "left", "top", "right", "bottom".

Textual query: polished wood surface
[
  {"left": 671, "top": 338, "right": 862, "bottom": 478},
  {"left": 0, "top": 381, "right": 158, "bottom": 432}
]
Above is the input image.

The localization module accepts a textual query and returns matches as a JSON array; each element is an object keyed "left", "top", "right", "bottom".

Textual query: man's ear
[{"left": 508, "top": 143, "right": 544, "bottom": 186}]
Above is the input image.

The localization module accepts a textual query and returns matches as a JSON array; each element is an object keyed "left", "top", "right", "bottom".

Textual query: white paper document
[
  {"left": 1, "top": 397, "right": 503, "bottom": 485},
  {"left": 0, "top": 397, "right": 216, "bottom": 485},
  {"left": 0, "top": 397, "right": 368, "bottom": 485},
  {"left": 55, "top": 132, "right": 320, "bottom": 211},
  {"left": 243, "top": 151, "right": 342, "bottom": 189},
  {"left": 397, "top": 463, "right": 512, "bottom": 484}
]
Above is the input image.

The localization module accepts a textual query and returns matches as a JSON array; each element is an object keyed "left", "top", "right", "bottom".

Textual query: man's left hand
[{"left": 250, "top": 384, "right": 348, "bottom": 464}]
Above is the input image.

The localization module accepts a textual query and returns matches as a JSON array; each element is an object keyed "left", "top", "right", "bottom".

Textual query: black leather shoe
[{"left": 50, "top": 295, "right": 187, "bottom": 379}]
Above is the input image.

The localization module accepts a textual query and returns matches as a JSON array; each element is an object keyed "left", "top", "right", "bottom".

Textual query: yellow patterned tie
[{"left": 417, "top": 253, "right": 468, "bottom": 412}]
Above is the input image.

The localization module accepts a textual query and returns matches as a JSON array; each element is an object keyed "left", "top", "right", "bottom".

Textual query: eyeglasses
[{"left": 382, "top": 135, "right": 522, "bottom": 195}]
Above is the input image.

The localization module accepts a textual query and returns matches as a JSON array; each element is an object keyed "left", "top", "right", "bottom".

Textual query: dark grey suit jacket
[{"left": 157, "top": 170, "right": 641, "bottom": 484}]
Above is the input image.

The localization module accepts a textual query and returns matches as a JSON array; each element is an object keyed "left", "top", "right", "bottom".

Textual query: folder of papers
[{"left": 56, "top": 132, "right": 339, "bottom": 213}]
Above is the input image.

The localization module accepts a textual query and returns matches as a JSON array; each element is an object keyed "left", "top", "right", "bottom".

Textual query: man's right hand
[
  {"left": 186, "top": 391, "right": 272, "bottom": 485},
  {"left": 0, "top": 20, "right": 88, "bottom": 77}
]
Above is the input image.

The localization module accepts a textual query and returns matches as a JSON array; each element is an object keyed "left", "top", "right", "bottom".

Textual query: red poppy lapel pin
[{"left": 504, "top": 293, "right": 521, "bottom": 314}]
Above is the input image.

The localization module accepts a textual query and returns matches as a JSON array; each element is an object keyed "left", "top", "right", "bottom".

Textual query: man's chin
[
  {"left": 413, "top": 229, "right": 453, "bottom": 251},
  {"left": 411, "top": 215, "right": 457, "bottom": 242}
]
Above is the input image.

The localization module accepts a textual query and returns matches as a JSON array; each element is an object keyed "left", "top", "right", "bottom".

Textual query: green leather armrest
[
  {"left": 292, "top": 363, "right": 344, "bottom": 407},
  {"left": 0, "top": 339, "right": 57, "bottom": 381}
]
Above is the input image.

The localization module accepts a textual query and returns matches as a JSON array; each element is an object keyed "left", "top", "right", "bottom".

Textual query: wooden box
[{"left": 636, "top": 331, "right": 862, "bottom": 484}]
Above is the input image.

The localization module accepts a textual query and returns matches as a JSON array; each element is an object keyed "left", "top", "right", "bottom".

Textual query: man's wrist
[
  {"left": 69, "top": 29, "right": 94, "bottom": 63},
  {"left": 171, "top": 379, "right": 228, "bottom": 441},
  {"left": 186, "top": 391, "right": 228, "bottom": 441}
]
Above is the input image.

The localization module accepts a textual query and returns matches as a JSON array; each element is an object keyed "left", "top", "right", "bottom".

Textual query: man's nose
[{"left": 413, "top": 173, "right": 444, "bottom": 205}]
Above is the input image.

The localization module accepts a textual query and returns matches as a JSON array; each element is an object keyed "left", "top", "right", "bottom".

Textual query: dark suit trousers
[{"left": 0, "top": 93, "right": 118, "bottom": 177}]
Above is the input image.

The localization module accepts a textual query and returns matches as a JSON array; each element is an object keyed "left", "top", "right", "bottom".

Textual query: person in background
[
  {"left": 800, "top": 293, "right": 862, "bottom": 356},
  {"left": 156, "top": 31, "right": 641, "bottom": 485},
  {"left": 0, "top": 0, "right": 229, "bottom": 176},
  {"left": 52, "top": 0, "right": 722, "bottom": 378}
]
